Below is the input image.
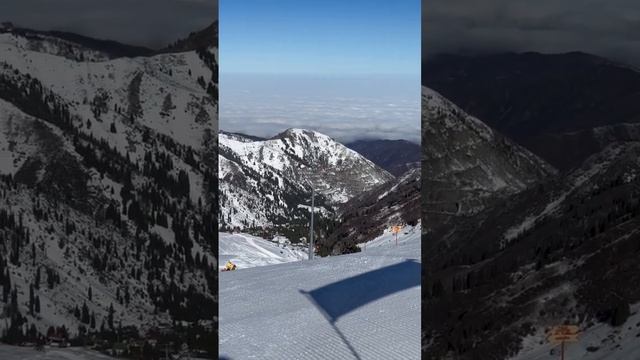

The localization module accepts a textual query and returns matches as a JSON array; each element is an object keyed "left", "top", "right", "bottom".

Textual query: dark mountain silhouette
[
  {"left": 161, "top": 21, "right": 218, "bottom": 53},
  {"left": 346, "top": 139, "right": 420, "bottom": 177},
  {"left": 423, "top": 52, "right": 640, "bottom": 170},
  {"left": 3, "top": 26, "right": 154, "bottom": 58}
]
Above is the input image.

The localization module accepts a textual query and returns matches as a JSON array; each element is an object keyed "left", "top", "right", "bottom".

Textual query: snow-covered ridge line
[
  {"left": 423, "top": 86, "right": 494, "bottom": 142},
  {"left": 423, "top": 85, "right": 555, "bottom": 191},
  {"left": 0, "top": 35, "right": 214, "bottom": 151}
]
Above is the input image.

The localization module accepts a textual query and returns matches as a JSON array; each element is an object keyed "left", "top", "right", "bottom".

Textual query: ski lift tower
[
  {"left": 300, "top": 163, "right": 319, "bottom": 261},
  {"left": 308, "top": 186, "right": 315, "bottom": 260}
]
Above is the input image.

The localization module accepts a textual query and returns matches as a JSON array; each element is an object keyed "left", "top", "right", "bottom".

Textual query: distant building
[{"left": 273, "top": 235, "right": 290, "bottom": 245}]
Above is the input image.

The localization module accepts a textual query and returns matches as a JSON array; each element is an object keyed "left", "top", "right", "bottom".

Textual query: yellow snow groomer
[{"left": 222, "top": 260, "right": 237, "bottom": 272}]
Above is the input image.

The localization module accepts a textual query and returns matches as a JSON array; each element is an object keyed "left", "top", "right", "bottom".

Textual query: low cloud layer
[
  {"left": 220, "top": 74, "right": 421, "bottom": 144},
  {"left": 1, "top": 0, "right": 217, "bottom": 48},
  {"left": 423, "top": 0, "right": 640, "bottom": 67}
]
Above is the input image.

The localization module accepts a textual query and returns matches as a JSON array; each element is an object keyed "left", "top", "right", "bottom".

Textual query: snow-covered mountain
[
  {"left": 422, "top": 86, "right": 555, "bottom": 232},
  {"left": 423, "top": 83, "right": 640, "bottom": 360},
  {"left": 0, "top": 29, "right": 216, "bottom": 153},
  {"left": 425, "top": 139, "right": 640, "bottom": 359},
  {"left": 218, "top": 128, "right": 393, "bottom": 234},
  {"left": 0, "top": 23, "right": 217, "bottom": 353}
]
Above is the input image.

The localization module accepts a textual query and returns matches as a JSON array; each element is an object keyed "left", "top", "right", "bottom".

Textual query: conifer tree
[{"left": 108, "top": 303, "right": 114, "bottom": 329}]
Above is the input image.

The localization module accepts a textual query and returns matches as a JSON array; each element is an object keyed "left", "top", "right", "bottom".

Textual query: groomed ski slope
[
  {"left": 219, "top": 232, "right": 307, "bottom": 270},
  {"left": 510, "top": 303, "right": 640, "bottom": 360},
  {"left": 219, "top": 225, "right": 421, "bottom": 359}
]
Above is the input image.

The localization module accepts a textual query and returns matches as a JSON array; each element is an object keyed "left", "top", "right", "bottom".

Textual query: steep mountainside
[
  {"left": 423, "top": 52, "right": 640, "bottom": 170},
  {"left": 162, "top": 22, "right": 218, "bottom": 53},
  {"left": 423, "top": 141, "right": 640, "bottom": 359},
  {"left": 346, "top": 139, "right": 420, "bottom": 177},
  {"left": 422, "top": 86, "right": 555, "bottom": 232},
  {"left": 218, "top": 129, "right": 393, "bottom": 239},
  {"left": 326, "top": 168, "right": 420, "bottom": 254},
  {"left": 0, "top": 24, "right": 217, "bottom": 352}
]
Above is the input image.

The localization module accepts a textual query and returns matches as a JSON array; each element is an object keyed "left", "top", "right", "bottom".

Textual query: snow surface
[
  {"left": 219, "top": 224, "right": 421, "bottom": 359},
  {"left": 0, "top": 99, "right": 41, "bottom": 173},
  {"left": 511, "top": 303, "right": 640, "bottom": 360},
  {"left": 218, "top": 232, "right": 307, "bottom": 270},
  {"left": 357, "top": 224, "right": 420, "bottom": 251}
]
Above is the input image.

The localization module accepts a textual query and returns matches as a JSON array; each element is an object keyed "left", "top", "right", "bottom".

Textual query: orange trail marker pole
[{"left": 548, "top": 325, "right": 578, "bottom": 359}]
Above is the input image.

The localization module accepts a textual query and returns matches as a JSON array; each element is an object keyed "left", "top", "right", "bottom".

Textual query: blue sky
[
  {"left": 220, "top": 0, "right": 420, "bottom": 75},
  {"left": 219, "top": 0, "right": 421, "bottom": 142}
]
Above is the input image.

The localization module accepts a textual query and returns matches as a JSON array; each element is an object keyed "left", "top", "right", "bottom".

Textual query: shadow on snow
[{"left": 299, "top": 259, "right": 420, "bottom": 360}]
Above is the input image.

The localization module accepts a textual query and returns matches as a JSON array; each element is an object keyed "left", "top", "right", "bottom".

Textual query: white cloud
[{"left": 220, "top": 74, "right": 420, "bottom": 143}]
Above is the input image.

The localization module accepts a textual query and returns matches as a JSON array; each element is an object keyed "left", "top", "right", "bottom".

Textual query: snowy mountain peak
[
  {"left": 219, "top": 128, "right": 393, "bottom": 232},
  {"left": 273, "top": 127, "right": 341, "bottom": 151},
  {"left": 274, "top": 127, "right": 327, "bottom": 139}
]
